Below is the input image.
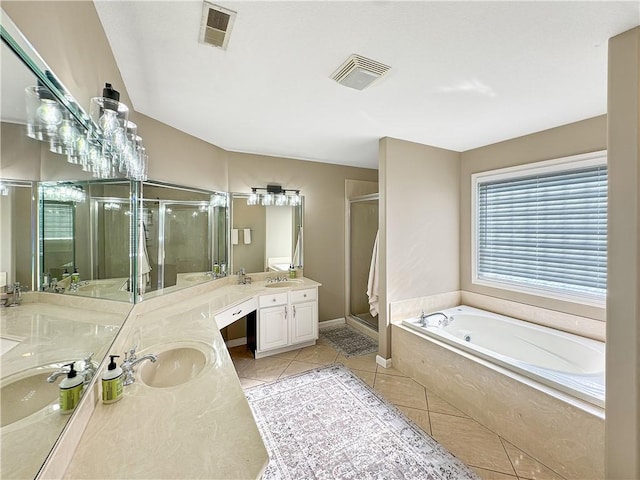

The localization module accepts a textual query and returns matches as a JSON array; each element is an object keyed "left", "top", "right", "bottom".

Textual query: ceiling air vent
[
  {"left": 331, "top": 54, "right": 391, "bottom": 90},
  {"left": 199, "top": 2, "right": 236, "bottom": 50}
]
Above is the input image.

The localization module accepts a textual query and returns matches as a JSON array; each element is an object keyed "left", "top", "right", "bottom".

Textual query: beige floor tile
[
  {"left": 376, "top": 364, "right": 407, "bottom": 377},
  {"left": 373, "top": 373, "right": 428, "bottom": 410},
  {"left": 472, "top": 466, "right": 518, "bottom": 480},
  {"left": 426, "top": 390, "right": 470, "bottom": 418},
  {"left": 279, "top": 360, "right": 324, "bottom": 378},
  {"left": 501, "top": 440, "right": 565, "bottom": 480},
  {"left": 236, "top": 356, "right": 291, "bottom": 383},
  {"left": 397, "top": 405, "right": 431, "bottom": 436},
  {"left": 430, "top": 412, "right": 516, "bottom": 475},
  {"left": 270, "top": 349, "right": 302, "bottom": 360},
  {"left": 335, "top": 352, "right": 377, "bottom": 372},
  {"left": 239, "top": 377, "right": 266, "bottom": 389},
  {"left": 294, "top": 343, "right": 339, "bottom": 365},
  {"left": 350, "top": 369, "right": 375, "bottom": 387}
]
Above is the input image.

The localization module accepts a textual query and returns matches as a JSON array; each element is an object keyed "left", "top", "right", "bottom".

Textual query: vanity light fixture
[
  {"left": 246, "top": 185, "right": 302, "bottom": 207},
  {"left": 42, "top": 183, "right": 86, "bottom": 203},
  {"left": 24, "top": 80, "right": 149, "bottom": 181}
]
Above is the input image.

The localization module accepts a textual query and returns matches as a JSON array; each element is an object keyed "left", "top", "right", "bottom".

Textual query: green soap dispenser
[
  {"left": 59, "top": 362, "right": 83, "bottom": 414},
  {"left": 70, "top": 267, "right": 80, "bottom": 284},
  {"left": 102, "top": 355, "right": 123, "bottom": 404}
]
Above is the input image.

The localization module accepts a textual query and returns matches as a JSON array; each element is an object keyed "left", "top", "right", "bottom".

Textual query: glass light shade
[
  {"left": 25, "top": 86, "right": 62, "bottom": 141},
  {"left": 261, "top": 192, "right": 274, "bottom": 206},
  {"left": 288, "top": 193, "right": 301, "bottom": 206},
  {"left": 247, "top": 191, "right": 259, "bottom": 205},
  {"left": 275, "top": 193, "right": 287, "bottom": 206}
]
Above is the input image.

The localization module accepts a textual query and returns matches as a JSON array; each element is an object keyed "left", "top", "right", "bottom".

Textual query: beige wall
[
  {"left": 460, "top": 116, "right": 607, "bottom": 321},
  {"left": 227, "top": 151, "right": 377, "bottom": 321},
  {"left": 379, "top": 137, "right": 460, "bottom": 358},
  {"left": 606, "top": 26, "right": 640, "bottom": 480}
]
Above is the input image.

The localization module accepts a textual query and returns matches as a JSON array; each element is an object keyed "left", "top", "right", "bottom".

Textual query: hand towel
[
  {"left": 366, "top": 230, "right": 380, "bottom": 317},
  {"left": 244, "top": 228, "right": 252, "bottom": 245},
  {"left": 231, "top": 229, "right": 239, "bottom": 245},
  {"left": 138, "top": 221, "right": 151, "bottom": 294}
]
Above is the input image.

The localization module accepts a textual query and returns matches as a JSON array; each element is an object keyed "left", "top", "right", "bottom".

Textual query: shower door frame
[{"left": 345, "top": 193, "right": 379, "bottom": 332}]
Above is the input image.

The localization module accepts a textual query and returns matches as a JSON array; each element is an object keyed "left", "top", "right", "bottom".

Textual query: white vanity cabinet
[
  {"left": 257, "top": 292, "right": 289, "bottom": 352},
  {"left": 256, "top": 287, "right": 318, "bottom": 357}
]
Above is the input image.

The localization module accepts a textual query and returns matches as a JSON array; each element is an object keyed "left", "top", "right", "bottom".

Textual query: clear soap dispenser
[
  {"left": 59, "top": 362, "right": 83, "bottom": 414},
  {"left": 102, "top": 355, "right": 123, "bottom": 404}
]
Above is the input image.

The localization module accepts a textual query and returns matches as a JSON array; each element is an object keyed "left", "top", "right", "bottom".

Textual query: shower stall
[{"left": 348, "top": 194, "right": 379, "bottom": 331}]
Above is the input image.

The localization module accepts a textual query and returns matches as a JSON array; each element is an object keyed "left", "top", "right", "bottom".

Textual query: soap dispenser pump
[
  {"left": 102, "top": 355, "right": 123, "bottom": 404},
  {"left": 59, "top": 362, "right": 83, "bottom": 414}
]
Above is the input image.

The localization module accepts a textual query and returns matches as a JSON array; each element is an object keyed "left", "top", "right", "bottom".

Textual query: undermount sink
[
  {"left": 0, "top": 368, "right": 61, "bottom": 427},
  {"left": 265, "top": 280, "right": 303, "bottom": 288},
  {"left": 139, "top": 346, "right": 209, "bottom": 388}
]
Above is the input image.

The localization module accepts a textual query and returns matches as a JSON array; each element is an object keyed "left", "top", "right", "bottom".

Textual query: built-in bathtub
[
  {"left": 402, "top": 305, "right": 605, "bottom": 407},
  {"left": 394, "top": 303, "right": 605, "bottom": 479}
]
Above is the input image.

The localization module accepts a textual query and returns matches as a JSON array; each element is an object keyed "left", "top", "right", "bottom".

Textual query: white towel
[
  {"left": 366, "top": 230, "right": 380, "bottom": 317},
  {"left": 138, "top": 222, "right": 151, "bottom": 294},
  {"left": 231, "top": 229, "right": 239, "bottom": 245},
  {"left": 243, "top": 228, "right": 252, "bottom": 245}
]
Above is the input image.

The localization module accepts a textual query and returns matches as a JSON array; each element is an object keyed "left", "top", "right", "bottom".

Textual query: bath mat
[
  {"left": 319, "top": 324, "right": 378, "bottom": 357},
  {"left": 245, "top": 364, "right": 478, "bottom": 480}
]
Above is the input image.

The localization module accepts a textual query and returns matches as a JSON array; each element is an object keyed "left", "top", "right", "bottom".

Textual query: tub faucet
[
  {"left": 420, "top": 311, "right": 450, "bottom": 327},
  {"left": 121, "top": 346, "right": 158, "bottom": 386}
]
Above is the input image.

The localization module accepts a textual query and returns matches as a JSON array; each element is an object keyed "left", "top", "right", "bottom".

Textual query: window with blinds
[
  {"left": 43, "top": 202, "right": 74, "bottom": 240},
  {"left": 472, "top": 152, "right": 607, "bottom": 303}
]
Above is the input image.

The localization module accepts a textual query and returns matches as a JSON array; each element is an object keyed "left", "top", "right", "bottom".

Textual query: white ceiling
[{"left": 94, "top": 1, "right": 639, "bottom": 169}]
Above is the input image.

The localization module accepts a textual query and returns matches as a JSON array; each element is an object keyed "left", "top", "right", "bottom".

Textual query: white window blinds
[
  {"left": 476, "top": 161, "right": 607, "bottom": 300},
  {"left": 43, "top": 203, "right": 74, "bottom": 240}
]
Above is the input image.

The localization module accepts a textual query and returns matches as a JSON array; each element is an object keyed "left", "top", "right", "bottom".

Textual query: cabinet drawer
[
  {"left": 215, "top": 297, "right": 257, "bottom": 329},
  {"left": 259, "top": 292, "right": 288, "bottom": 308},
  {"left": 290, "top": 288, "right": 316, "bottom": 304}
]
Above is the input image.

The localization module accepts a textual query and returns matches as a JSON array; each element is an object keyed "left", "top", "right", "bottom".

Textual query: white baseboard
[
  {"left": 376, "top": 355, "right": 392, "bottom": 369},
  {"left": 319, "top": 318, "right": 346, "bottom": 329},
  {"left": 225, "top": 337, "right": 247, "bottom": 348}
]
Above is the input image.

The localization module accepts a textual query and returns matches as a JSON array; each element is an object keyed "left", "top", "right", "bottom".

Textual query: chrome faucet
[
  {"left": 419, "top": 311, "right": 450, "bottom": 328},
  {"left": 237, "top": 268, "right": 251, "bottom": 285},
  {"left": 121, "top": 345, "right": 158, "bottom": 386},
  {"left": 46, "top": 353, "right": 96, "bottom": 385},
  {"left": 6, "top": 282, "right": 22, "bottom": 307}
]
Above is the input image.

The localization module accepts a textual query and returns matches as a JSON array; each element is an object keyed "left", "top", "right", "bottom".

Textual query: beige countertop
[
  {"left": 63, "top": 276, "right": 321, "bottom": 479},
  {"left": 1, "top": 295, "right": 132, "bottom": 480}
]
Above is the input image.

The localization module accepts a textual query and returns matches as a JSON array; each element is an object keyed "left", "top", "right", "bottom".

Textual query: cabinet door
[
  {"left": 291, "top": 301, "right": 317, "bottom": 344},
  {"left": 258, "top": 305, "right": 288, "bottom": 352}
]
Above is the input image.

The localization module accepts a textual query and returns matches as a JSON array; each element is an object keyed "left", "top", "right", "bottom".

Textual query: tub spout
[{"left": 420, "top": 311, "right": 450, "bottom": 327}]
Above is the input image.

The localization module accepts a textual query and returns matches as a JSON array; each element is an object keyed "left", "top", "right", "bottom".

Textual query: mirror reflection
[
  {"left": 231, "top": 193, "right": 303, "bottom": 274},
  {"left": 138, "top": 181, "right": 228, "bottom": 298},
  {"left": 37, "top": 180, "right": 229, "bottom": 301}
]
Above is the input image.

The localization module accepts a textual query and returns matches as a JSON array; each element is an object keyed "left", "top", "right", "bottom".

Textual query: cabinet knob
[
  {"left": 272, "top": 298, "right": 276, "bottom": 302},
  {"left": 303, "top": 294, "right": 307, "bottom": 298}
]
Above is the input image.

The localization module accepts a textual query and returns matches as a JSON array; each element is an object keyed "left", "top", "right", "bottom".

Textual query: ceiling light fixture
[{"left": 331, "top": 54, "right": 391, "bottom": 90}]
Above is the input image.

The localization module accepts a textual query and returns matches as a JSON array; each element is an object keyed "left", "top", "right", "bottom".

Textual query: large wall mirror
[
  {"left": 231, "top": 193, "right": 303, "bottom": 274},
  {"left": 37, "top": 180, "right": 229, "bottom": 302},
  {"left": 1, "top": 12, "right": 132, "bottom": 480}
]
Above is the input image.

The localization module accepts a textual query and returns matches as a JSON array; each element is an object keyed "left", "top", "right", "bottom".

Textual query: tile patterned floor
[{"left": 228, "top": 339, "right": 566, "bottom": 480}]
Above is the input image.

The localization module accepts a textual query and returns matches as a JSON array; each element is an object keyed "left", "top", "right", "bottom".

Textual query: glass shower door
[
  {"left": 349, "top": 197, "right": 379, "bottom": 331},
  {"left": 161, "top": 202, "right": 211, "bottom": 288}
]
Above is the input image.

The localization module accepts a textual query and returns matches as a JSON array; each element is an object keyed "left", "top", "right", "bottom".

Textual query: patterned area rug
[
  {"left": 245, "top": 364, "right": 479, "bottom": 480},
  {"left": 319, "top": 324, "right": 378, "bottom": 357}
]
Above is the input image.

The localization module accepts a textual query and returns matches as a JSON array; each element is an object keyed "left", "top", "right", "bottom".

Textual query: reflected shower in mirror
[
  {"left": 138, "top": 181, "right": 229, "bottom": 298},
  {"left": 231, "top": 192, "right": 303, "bottom": 274},
  {"left": 0, "top": 180, "right": 34, "bottom": 291}
]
